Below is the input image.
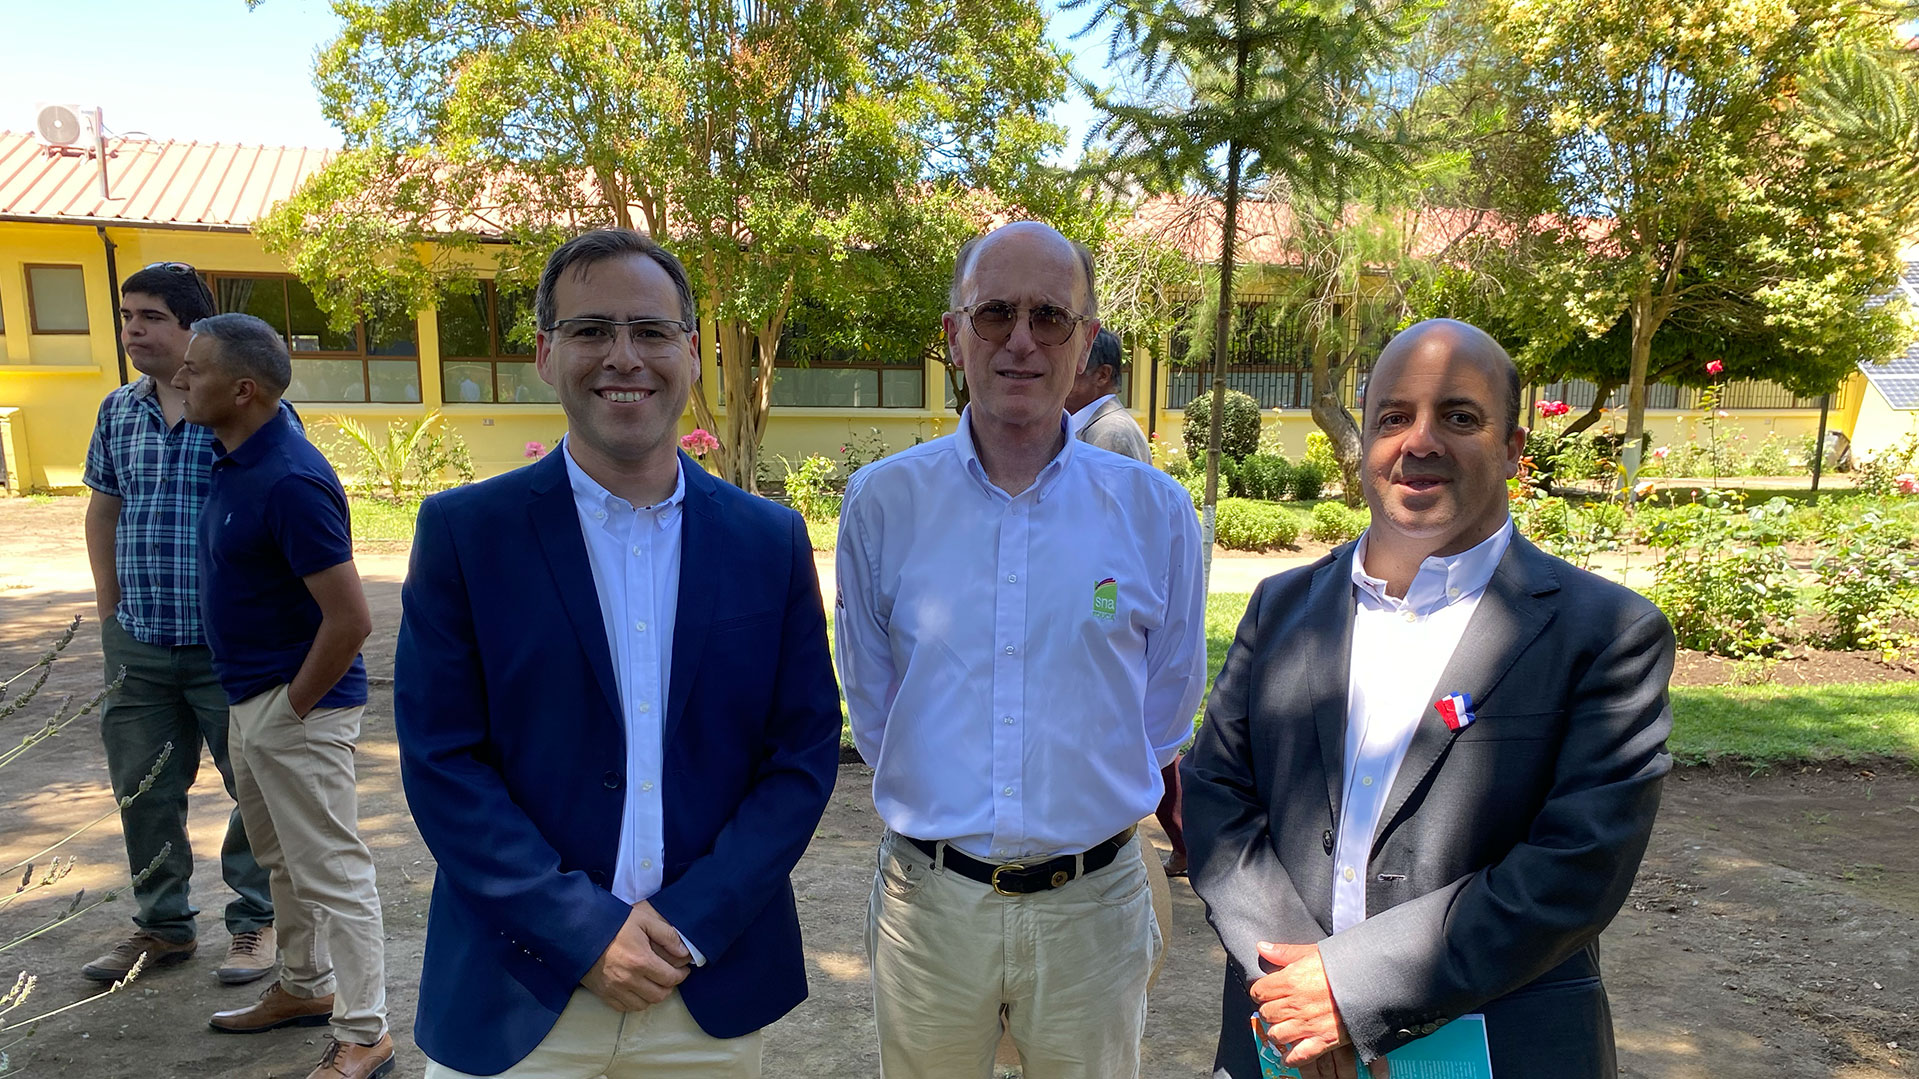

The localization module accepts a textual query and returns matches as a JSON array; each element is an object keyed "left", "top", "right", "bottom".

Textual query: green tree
[
  {"left": 1467, "top": 0, "right": 1919, "bottom": 486},
  {"left": 257, "top": 0, "right": 1073, "bottom": 491},
  {"left": 1070, "top": 0, "right": 1413, "bottom": 572}
]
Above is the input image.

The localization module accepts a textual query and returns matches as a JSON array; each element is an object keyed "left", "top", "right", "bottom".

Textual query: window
[
  {"left": 437, "top": 281, "right": 553, "bottom": 403},
  {"left": 26, "top": 265, "right": 89, "bottom": 333},
  {"left": 206, "top": 274, "right": 420, "bottom": 403},
  {"left": 760, "top": 309, "right": 925, "bottom": 409}
]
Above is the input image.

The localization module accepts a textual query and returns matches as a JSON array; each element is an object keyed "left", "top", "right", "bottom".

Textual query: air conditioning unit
[{"left": 34, "top": 103, "right": 100, "bottom": 148}]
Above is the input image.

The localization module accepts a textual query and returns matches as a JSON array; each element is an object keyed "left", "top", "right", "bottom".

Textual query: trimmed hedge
[
  {"left": 1183, "top": 388, "right": 1262, "bottom": 463},
  {"left": 1213, "top": 498, "right": 1302, "bottom": 551}
]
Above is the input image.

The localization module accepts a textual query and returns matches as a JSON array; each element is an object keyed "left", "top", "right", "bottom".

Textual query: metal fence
[
  {"left": 1529, "top": 379, "right": 1846, "bottom": 413},
  {"left": 1165, "top": 369, "right": 1841, "bottom": 413}
]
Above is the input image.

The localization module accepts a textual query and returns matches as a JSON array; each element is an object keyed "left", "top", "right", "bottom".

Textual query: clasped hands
[
  {"left": 582, "top": 900, "right": 693, "bottom": 1012},
  {"left": 1253, "top": 940, "right": 1389, "bottom": 1079}
]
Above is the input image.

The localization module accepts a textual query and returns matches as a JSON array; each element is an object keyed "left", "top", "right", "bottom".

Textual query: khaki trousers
[
  {"left": 422, "top": 988, "right": 762, "bottom": 1078},
  {"left": 228, "top": 684, "right": 387, "bottom": 1045},
  {"left": 867, "top": 831, "right": 1161, "bottom": 1079}
]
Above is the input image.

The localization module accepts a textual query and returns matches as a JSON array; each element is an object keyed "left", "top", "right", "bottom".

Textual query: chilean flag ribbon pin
[{"left": 1436, "top": 692, "right": 1475, "bottom": 732}]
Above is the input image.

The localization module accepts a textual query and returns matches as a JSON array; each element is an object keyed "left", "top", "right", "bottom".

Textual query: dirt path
[{"left": 1, "top": 497, "right": 1913, "bottom": 1078}]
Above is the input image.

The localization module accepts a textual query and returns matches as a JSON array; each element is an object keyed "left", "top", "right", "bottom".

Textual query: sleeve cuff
[{"left": 677, "top": 930, "right": 707, "bottom": 968}]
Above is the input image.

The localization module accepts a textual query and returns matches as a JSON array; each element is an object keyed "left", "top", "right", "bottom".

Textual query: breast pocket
[{"left": 1451, "top": 710, "right": 1562, "bottom": 742}]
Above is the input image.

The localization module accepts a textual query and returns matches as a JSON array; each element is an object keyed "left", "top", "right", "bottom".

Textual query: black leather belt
[{"left": 904, "top": 827, "right": 1136, "bottom": 896}]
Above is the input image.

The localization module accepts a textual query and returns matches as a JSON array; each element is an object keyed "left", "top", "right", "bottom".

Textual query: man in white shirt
[
  {"left": 1184, "top": 319, "right": 1674, "bottom": 1079},
  {"left": 835, "top": 221, "right": 1209, "bottom": 1079}
]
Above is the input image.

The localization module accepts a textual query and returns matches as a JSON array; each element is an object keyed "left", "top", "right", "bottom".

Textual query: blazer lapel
[
  {"left": 666, "top": 452, "right": 718, "bottom": 748},
  {"left": 1370, "top": 536, "right": 1560, "bottom": 853},
  {"left": 528, "top": 452, "right": 622, "bottom": 720},
  {"left": 1307, "top": 546, "right": 1361, "bottom": 819}
]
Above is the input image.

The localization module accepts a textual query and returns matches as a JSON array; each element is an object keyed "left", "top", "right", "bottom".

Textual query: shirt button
[
  {"left": 1402, "top": 610, "right": 1417, "bottom": 623},
  {"left": 1004, "top": 645, "right": 1015, "bottom": 655},
  {"left": 996, "top": 848, "right": 1009, "bottom": 857},
  {"left": 641, "top": 858, "right": 653, "bottom": 869},
  {"left": 1343, "top": 866, "right": 1356, "bottom": 881},
  {"left": 641, "top": 781, "right": 654, "bottom": 791},
  {"left": 1362, "top": 776, "right": 1374, "bottom": 787},
  {"left": 1003, "top": 715, "right": 1015, "bottom": 725},
  {"left": 639, "top": 701, "right": 652, "bottom": 713},
  {"left": 1447, "top": 587, "right": 1460, "bottom": 598},
  {"left": 594, "top": 510, "right": 606, "bottom": 520},
  {"left": 1007, "top": 574, "right": 1017, "bottom": 583},
  {"left": 635, "top": 621, "right": 647, "bottom": 632},
  {"left": 633, "top": 545, "right": 643, "bottom": 556},
  {"left": 1002, "top": 786, "right": 1014, "bottom": 796}
]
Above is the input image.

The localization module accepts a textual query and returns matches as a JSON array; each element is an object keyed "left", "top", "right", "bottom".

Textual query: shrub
[
  {"left": 324, "top": 410, "right": 474, "bottom": 501},
  {"left": 1308, "top": 501, "right": 1368, "bottom": 543},
  {"left": 1304, "top": 431, "right": 1340, "bottom": 482},
  {"left": 1182, "top": 388, "right": 1262, "bottom": 463},
  {"left": 1856, "top": 431, "right": 1919, "bottom": 498},
  {"left": 839, "top": 427, "right": 890, "bottom": 476},
  {"left": 1645, "top": 493, "right": 1797, "bottom": 656},
  {"left": 1212, "top": 498, "right": 1300, "bottom": 550},
  {"left": 1289, "top": 461, "right": 1327, "bottom": 501},
  {"left": 1514, "top": 495, "right": 1572, "bottom": 540},
  {"left": 1810, "top": 514, "right": 1919, "bottom": 657},
  {"left": 779, "top": 454, "right": 842, "bottom": 522},
  {"left": 1746, "top": 434, "right": 1794, "bottom": 477},
  {"left": 1237, "top": 453, "right": 1293, "bottom": 501}
]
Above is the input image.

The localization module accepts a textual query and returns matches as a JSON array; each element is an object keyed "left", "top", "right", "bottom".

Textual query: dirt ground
[{"left": 1, "top": 496, "right": 1915, "bottom": 1079}]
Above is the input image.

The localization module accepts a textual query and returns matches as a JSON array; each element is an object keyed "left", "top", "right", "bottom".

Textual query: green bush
[
  {"left": 1308, "top": 501, "right": 1368, "bottom": 544},
  {"left": 1183, "top": 388, "right": 1262, "bottom": 463},
  {"left": 1514, "top": 495, "right": 1572, "bottom": 540},
  {"left": 1289, "top": 461, "right": 1327, "bottom": 501},
  {"left": 1811, "top": 514, "right": 1919, "bottom": 656},
  {"left": 1304, "top": 431, "right": 1340, "bottom": 481},
  {"left": 1645, "top": 494, "right": 1798, "bottom": 656},
  {"left": 1856, "top": 431, "right": 1919, "bottom": 498},
  {"left": 1237, "top": 453, "right": 1293, "bottom": 501},
  {"left": 1213, "top": 498, "right": 1300, "bottom": 550},
  {"left": 779, "top": 453, "right": 842, "bottom": 523}
]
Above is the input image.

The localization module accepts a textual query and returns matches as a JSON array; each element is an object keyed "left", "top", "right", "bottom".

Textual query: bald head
[
  {"left": 949, "top": 221, "right": 1098, "bottom": 317},
  {"left": 1370, "top": 319, "right": 1521, "bottom": 437}
]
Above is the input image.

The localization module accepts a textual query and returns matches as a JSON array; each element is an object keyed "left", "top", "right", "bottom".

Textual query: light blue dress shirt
[{"left": 835, "top": 410, "right": 1210, "bottom": 861}]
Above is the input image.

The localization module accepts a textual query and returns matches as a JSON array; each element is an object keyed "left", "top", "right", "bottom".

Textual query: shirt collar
[
  {"left": 562, "top": 436, "right": 686, "bottom": 529},
  {"left": 954, "top": 406, "right": 1076, "bottom": 503},
  {"left": 1351, "top": 518, "right": 1514, "bottom": 616},
  {"left": 212, "top": 409, "right": 294, "bottom": 467},
  {"left": 1067, "top": 394, "right": 1118, "bottom": 434}
]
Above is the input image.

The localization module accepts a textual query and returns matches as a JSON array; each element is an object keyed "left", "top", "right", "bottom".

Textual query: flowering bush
[
  {"left": 680, "top": 428, "right": 720, "bottom": 458},
  {"left": 1535, "top": 399, "right": 1571, "bottom": 418},
  {"left": 524, "top": 440, "right": 546, "bottom": 460}
]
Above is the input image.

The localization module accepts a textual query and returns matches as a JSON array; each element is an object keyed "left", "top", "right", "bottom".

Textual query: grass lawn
[
  {"left": 350, "top": 496, "right": 425, "bottom": 543},
  {"left": 1669, "top": 682, "right": 1919, "bottom": 767}
]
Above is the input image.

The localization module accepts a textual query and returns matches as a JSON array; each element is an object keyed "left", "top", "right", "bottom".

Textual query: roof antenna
[{"left": 93, "top": 107, "right": 109, "bottom": 200}]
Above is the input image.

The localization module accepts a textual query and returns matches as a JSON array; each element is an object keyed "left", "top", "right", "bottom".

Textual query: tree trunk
[
  {"left": 1623, "top": 292, "right": 1656, "bottom": 495},
  {"left": 1309, "top": 366, "right": 1364, "bottom": 509},
  {"left": 1201, "top": 34, "right": 1253, "bottom": 591},
  {"left": 1561, "top": 381, "right": 1620, "bottom": 438}
]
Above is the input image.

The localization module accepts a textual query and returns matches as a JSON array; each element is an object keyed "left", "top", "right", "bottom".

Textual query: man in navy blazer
[{"left": 394, "top": 229, "right": 842, "bottom": 1077}]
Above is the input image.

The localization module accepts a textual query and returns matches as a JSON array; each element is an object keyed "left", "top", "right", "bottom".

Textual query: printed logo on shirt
[{"left": 1092, "top": 577, "right": 1117, "bottom": 620}]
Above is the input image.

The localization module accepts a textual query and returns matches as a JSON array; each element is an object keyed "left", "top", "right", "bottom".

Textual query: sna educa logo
[{"left": 1092, "top": 577, "right": 1117, "bottom": 620}]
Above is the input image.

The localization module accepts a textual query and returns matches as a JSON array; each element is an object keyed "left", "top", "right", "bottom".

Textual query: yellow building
[{"left": 0, "top": 131, "right": 1875, "bottom": 494}]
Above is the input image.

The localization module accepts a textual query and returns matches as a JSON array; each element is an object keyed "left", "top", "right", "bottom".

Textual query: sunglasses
[
  {"left": 951, "top": 300, "right": 1091, "bottom": 348},
  {"left": 145, "top": 261, "right": 199, "bottom": 274}
]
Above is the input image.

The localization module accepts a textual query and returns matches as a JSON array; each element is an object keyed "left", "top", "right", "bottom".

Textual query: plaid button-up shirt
[{"left": 84, "top": 378, "right": 301, "bottom": 647}]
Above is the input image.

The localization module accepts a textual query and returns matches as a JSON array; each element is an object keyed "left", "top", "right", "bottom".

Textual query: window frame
[
  {"left": 24, "top": 263, "right": 91, "bottom": 335},
  {"left": 436, "top": 280, "right": 543, "bottom": 404},
  {"left": 204, "top": 272, "right": 421, "bottom": 404},
  {"left": 766, "top": 355, "right": 926, "bottom": 409}
]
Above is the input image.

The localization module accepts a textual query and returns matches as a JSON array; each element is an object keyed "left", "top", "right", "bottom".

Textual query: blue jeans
[{"left": 99, "top": 616, "right": 273, "bottom": 942}]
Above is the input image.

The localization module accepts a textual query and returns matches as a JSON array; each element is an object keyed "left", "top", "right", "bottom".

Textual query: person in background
[
  {"left": 80, "top": 263, "right": 276, "bottom": 988},
  {"left": 1065, "top": 327, "right": 1151, "bottom": 462},
  {"left": 175, "top": 314, "right": 390, "bottom": 1079}
]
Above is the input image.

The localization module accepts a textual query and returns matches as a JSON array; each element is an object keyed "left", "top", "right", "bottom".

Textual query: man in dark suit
[
  {"left": 1185, "top": 319, "right": 1674, "bottom": 1079},
  {"left": 394, "top": 228, "right": 842, "bottom": 1077}
]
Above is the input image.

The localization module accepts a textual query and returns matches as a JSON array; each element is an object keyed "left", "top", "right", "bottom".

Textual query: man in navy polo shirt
[{"left": 173, "top": 313, "right": 392, "bottom": 1079}]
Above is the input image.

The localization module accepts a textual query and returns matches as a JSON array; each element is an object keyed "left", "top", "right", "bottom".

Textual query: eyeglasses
[
  {"left": 951, "top": 301, "right": 1090, "bottom": 348},
  {"left": 544, "top": 317, "right": 694, "bottom": 357},
  {"left": 145, "top": 261, "right": 199, "bottom": 274}
]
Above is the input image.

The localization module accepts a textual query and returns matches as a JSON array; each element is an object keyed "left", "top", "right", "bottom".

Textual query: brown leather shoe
[
  {"left": 208, "top": 982, "right": 333, "bottom": 1034},
  {"left": 307, "top": 1034, "right": 395, "bottom": 1079},
  {"left": 81, "top": 931, "right": 196, "bottom": 981}
]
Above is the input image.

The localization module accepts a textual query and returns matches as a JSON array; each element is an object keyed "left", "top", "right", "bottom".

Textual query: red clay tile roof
[{"left": 0, "top": 132, "right": 336, "bottom": 231}]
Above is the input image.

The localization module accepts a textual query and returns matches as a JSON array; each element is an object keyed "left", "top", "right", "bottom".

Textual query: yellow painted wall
[
  {"left": 1848, "top": 382, "right": 1919, "bottom": 463},
  {"left": 0, "top": 222, "right": 126, "bottom": 491}
]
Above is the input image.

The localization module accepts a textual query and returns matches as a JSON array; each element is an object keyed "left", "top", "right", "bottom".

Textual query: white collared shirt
[
  {"left": 835, "top": 409, "right": 1209, "bottom": 860},
  {"left": 1332, "top": 519, "right": 1514, "bottom": 933},
  {"left": 1067, "top": 393, "right": 1120, "bottom": 435},
  {"left": 562, "top": 441, "right": 687, "bottom": 913}
]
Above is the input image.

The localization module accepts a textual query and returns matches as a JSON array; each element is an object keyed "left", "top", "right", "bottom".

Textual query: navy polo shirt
[{"left": 198, "top": 410, "right": 367, "bottom": 708}]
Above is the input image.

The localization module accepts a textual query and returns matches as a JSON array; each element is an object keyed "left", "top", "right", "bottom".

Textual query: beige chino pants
[
  {"left": 228, "top": 683, "right": 387, "bottom": 1045},
  {"left": 867, "top": 830, "right": 1161, "bottom": 1079},
  {"left": 422, "top": 988, "right": 762, "bottom": 1079}
]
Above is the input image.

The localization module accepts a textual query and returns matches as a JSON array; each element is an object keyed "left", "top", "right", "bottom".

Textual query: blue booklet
[{"left": 1254, "top": 1013, "right": 1494, "bottom": 1079}]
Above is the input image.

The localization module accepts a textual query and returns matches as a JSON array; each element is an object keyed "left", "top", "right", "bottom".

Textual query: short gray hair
[
  {"left": 537, "top": 228, "right": 696, "bottom": 331},
  {"left": 190, "top": 313, "right": 291, "bottom": 396},
  {"left": 948, "top": 227, "right": 1099, "bottom": 317}
]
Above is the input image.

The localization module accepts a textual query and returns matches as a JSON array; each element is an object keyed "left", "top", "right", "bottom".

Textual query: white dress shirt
[
  {"left": 563, "top": 441, "right": 701, "bottom": 958},
  {"left": 1067, "top": 393, "right": 1120, "bottom": 435},
  {"left": 835, "top": 410, "right": 1209, "bottom": 861},
  {"left": 1332, "top": 519, "right": 1514, "bottom": 933}
]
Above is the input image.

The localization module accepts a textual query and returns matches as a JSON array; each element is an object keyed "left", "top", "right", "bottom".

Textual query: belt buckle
[{"left": 990, "top": 862, "right": 1027, "bottom": 896}]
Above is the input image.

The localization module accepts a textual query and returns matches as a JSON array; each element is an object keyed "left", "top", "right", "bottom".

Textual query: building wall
[{"left": 1847, "top": 383, "right": 1919, "bottom": 463}]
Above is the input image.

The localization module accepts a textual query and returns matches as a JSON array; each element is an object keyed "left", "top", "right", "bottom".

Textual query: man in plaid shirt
[{"left": 81, "top": 262, "right": 290, "bottom": 986}]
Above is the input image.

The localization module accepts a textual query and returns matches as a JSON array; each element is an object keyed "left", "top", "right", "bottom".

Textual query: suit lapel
[
  {"left": 666, "top": 452, "right": 718, "bottom": 748},
  {"left": 1370, "top": 536, "right": 1560, "bottom": 852},
  {"left": 528, "top": 453, "right": 622, "bottom": 720},
  {"left": 1307, "top": 546, "right": 1360, "bottom": 819}
]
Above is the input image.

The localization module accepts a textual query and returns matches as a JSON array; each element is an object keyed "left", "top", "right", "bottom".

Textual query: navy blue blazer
[{"left": 394, "top": 450, "right": 842, "bottom": 1074}]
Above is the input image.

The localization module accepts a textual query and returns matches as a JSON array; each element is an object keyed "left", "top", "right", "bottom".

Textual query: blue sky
[{"left": 0, "top": 0, "right": 1105, "bottom": 159}]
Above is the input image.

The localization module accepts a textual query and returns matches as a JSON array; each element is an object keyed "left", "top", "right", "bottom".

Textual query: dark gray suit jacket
[
  {"left": 1184, "top": 534, "right": 1673, "bottom": 1078},
  {"left": 1076, "top": 397, "right": 1151, "bottom": 462}
]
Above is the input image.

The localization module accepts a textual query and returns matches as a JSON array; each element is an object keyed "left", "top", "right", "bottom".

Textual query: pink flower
[
  {"left": 1715, "top": 410, "right": 1730, "bottom": 419},
  {"left": 524, "top": 441, "right": 546, "bottom": 459},
  {"left": 1897, "top": 473, "right": 1918, "bottom": 495},
  {"left": 680, "top": 428, "right": 720, "bottom": 458},
  {"left": 1534, "top": 400, "right": 1570, "bottom": 418},
  {"left": 1705, "top": 360, "right": 1724, "bottom": 375},
  {"left": 1652, "top": 446, "right": 1669, "bottom": 459}
]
